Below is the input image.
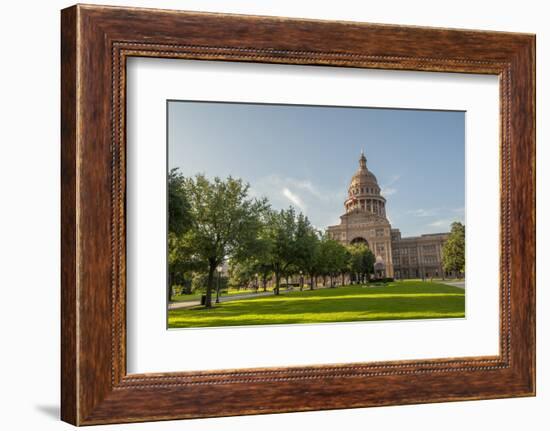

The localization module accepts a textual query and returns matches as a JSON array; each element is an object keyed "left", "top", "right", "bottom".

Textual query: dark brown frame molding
[{"left": 61, "top": 4, "right": 535, "bottom": 425}]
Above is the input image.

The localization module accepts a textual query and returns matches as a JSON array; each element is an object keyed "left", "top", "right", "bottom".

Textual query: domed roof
[{"left": 349, "top": 151, "right": 379, "bottom": 187}]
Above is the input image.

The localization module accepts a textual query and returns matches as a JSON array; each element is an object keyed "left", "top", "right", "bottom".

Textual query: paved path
[
  {"left": 168, "top": 288, "right": 295, "bottom": 310},
  {"left": 441, "top": 281, "right": 465, "bottom": 289},
  {"left": 168, "top": 283, "right": 344, "bottom": 310}
]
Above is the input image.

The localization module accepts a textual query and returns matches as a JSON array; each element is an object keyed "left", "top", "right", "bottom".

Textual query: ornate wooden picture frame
[{"left": 61, "top": 4, "right": 535, "bottom": 425}]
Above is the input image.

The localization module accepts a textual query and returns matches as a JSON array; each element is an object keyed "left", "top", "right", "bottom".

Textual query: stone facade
[
  {"left": 327, "top": 152, "right": 450, "bottom": 279},
  {"left": 390, "top": 229, "right": 448, "bottom": 279}
]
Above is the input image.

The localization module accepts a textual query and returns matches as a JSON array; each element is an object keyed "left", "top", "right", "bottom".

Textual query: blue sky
[{"left": 168, "top": 101, "right": 465, "bottom": 237}]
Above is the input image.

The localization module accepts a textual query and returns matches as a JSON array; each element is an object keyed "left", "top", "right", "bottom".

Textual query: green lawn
[
  {"left": 171, "top": 288, "right": 272, "bottom": 303},
  {"left": 168, "top": 281, "right": 465, "bottom": 328}
]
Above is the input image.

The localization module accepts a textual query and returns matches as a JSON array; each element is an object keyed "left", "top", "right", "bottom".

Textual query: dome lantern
[{"left": 359, "top": 149, "right": 367, "bottom": 169}]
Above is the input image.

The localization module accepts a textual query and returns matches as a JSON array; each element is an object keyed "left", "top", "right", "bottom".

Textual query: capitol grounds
[{"left": 167, "top": 152, "right": 466, "bottom": 329}]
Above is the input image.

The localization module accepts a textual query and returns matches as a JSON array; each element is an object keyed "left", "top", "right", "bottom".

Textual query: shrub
[{"left": 368, "top": 277, "right": 394, "bottom": 284}]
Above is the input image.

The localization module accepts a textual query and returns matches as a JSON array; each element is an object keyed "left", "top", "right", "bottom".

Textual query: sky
[{"left": 168, "top": 101, "right": 465, "bottom": 237}]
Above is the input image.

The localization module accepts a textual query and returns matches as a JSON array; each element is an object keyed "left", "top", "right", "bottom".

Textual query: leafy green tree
[
  {"left": 183, "top": 174, "right": 268, "bottom": 307},
  {"left": 319, "top": 239, "right": 349, "bottom": 287},
  {"left": 228, "top": 213, "right": 275, "bottom": 292},
  {"left": 168, "top": 232, "right": 206, "bottom": 296},
  {"left": 168, "top": 168, "right": 192, "bottom": 235},
  {"left": 316, "top": 236, "right": 331, "bottom": 287},
  {"left": 340, "top": 247, "right": 352, "bottom": 286},
  {"left": 293, "top": 213, "right": 320, "bottom": 290},
  {"left": 167, "top": 168, "right": 196, "bottom": 301},
  {"left": 442, "top": 221, "right": 465, "bottom": 278},
  {"left": 228, "top": 260, "right": 253, "bottom": 290},
  {"left": 347, "top": 243, "right": 375, "bottom": 284},
  {"left": 247, "top": 214, "right": 276, "bottom": 291},
  {"left": 264, "top": 208, "right": 301, "bottom": 295}
]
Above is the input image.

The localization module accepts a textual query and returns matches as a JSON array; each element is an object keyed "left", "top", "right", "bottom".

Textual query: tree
[
  {"left": 264, "top": 208, "right": 300, "bottom": 295},
  {"left": 319, "top": 239, "right": 349, "bottom": 287},
  {"left": 168, "top": 168, "right": 192, "bottom": 235},
  {"left": 183, "top": 174, "right": 268, "bottom": 308},
  {"left": 228, "top": 259, "right": 257, "bottom": 291},
  {"left": 442, "top": 221, "right": 465, "bottom": 278},
  {"left": 347, "top": 243, "right": 375, "bottom": 284},
  {"left": 316, "top": 236, "right": 332, "bottom": 287},
  {"left": 167, "top": 168, "right": 195, "bottom": 301},
  {"left": 168, "top": 232, "right": 206, "bottom": 296},
  {"left": 294, "top": 213, "right": 320, "bottom": 290},
  {"left": 340, "top": 247, "right": 352, "bottom": 286}
]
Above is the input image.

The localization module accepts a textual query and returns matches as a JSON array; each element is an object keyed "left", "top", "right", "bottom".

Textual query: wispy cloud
[
  {"left": 381, "top": 187, "right": 397, "bottom": 196},
  {"left": 407, "top": 208, "right": 441, "bottom": 217},
  {"left": 428, "top": 219, "right": 451, "bottom": 228},
  {"left": 249, "top": 174, "right": 343, "bottom": 228},
  {"left": 282, "top": 187, "right": 306, "bottom": 211},
  {"left": 427, "top": 217, "right": 464, "bottom": 230},
  {"left": 408, "top": 206, "right": 465, "bottom": 221},
  {"left": 380, "top": 174, "right": 400, "bottom": 197}
]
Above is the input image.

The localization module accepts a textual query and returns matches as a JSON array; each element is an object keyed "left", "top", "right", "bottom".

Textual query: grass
[
  {"left": 171, "top": 288, "right": 272, "bottom": 303},
  {"left": 168, "top": 280, "right": 465, "bottom": 328}
]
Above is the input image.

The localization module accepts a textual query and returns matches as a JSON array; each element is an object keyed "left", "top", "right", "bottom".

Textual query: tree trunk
[
  {"left": 184, "top": 275, "right": 192, "bottom": 294},
  {"left": 167, "top": 272, "right": 173, "bottom": 304},
  {"left": 262, "top": 274, "right": 267, "bottom": 292},
  {"left": 205, "top": 261, "right": 216, "bottom": 308},
  {"left": 285, "top": 274, "right": 290, "bottom": 290},
  {"left": 274, "top": 271, "right": 280, "bottom": 295},
  {"left": 310, "top": 275, "right": 315, "bottom": 290},
  {"left": 341, "top": 272, "right": 345, "bottom": 286}
]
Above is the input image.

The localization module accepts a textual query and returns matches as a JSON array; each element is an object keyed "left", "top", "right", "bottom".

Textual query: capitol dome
[{"left": 344, "top": 151, "right": 387, "bottom": 217}]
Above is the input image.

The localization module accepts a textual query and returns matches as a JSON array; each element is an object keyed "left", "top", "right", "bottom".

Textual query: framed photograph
[{"left": 61, "top": 4, "right": 535, "bottom": 425}]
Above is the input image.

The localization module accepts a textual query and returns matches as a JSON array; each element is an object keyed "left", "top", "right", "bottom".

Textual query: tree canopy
[
  {"left": 170, "top": 170, "right": 268, "bottom": 307},
  {"left": 442, "top": 221, "right": 465, "bottom": 277},
  {"left": 347, "top": 243, "right": 375, "bottom": 284}
]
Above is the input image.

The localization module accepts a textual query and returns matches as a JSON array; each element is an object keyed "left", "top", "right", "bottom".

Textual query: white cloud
[
  {"left": 282, "top": 187, "right": 306, "bottom": 211},
  {"left": 381, "top": 187, "right": 397, "bottom": 196},
  {"left": 428, "top": 219, "right": 450, "bottom": 228},
  {"left": 380, "top": 174, "right": 400, "bottom": 197},
  {"left": 249, "top": 174, "right": 343, "bottom": 228},
  {"left": 408, "top": 208, "right": 440, "bottom": 217},
  {"left": 427, "top": 217, "right": 464, "bottom": 229}
]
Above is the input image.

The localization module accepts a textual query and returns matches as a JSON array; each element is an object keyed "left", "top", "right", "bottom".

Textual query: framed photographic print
[
  {"left": 61, "top": 4, "right": 535, "bottom": 425},
  {"left": 164, "top": 101, "right": 467, "bottom": 330}
]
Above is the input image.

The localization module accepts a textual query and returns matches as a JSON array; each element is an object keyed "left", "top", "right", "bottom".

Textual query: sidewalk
[
  {"left": 168, "top": 288, "right": 293, "bottom": 310},
  {"left": 441, "top": 281, "right": 465, "bottom": 289},
  {"left": 168, "top": 283, "right": 343, "bottom": 310}
]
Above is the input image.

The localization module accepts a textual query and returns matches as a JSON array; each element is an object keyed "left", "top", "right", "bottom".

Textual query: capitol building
[{"left": 327, "top": 151, "right": 451, "bottom": 279}]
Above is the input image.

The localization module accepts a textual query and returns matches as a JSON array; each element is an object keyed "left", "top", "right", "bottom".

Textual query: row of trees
[
  {"left": 168, "top": 169, "right": 375, "bottom": 308},
  {"left": 229, "top": 213, "right": 376, "bottom": 295}
]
